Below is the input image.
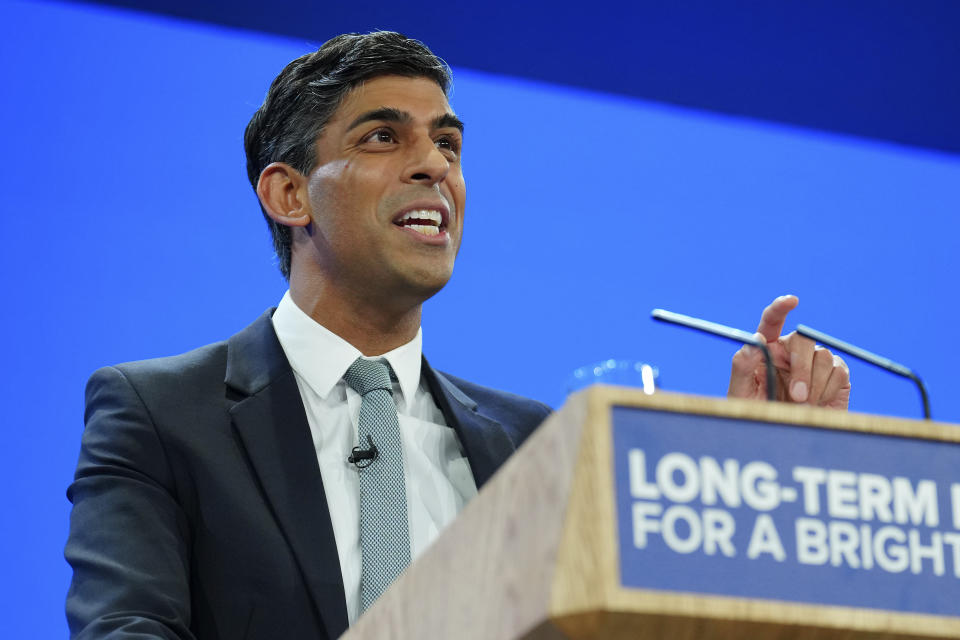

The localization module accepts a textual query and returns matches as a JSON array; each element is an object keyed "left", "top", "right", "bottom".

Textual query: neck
[{"left": 288, "top": 273, "right": 423, "bottom": 357}]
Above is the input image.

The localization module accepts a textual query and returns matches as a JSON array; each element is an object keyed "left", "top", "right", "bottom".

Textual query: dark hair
[{"left": 243, "top": 31, "right": 453, "bottom": 280}]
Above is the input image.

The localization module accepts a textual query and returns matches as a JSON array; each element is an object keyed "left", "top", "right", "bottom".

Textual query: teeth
[
  {"left": 399, "top": 209, "right": 443, "bottom": 225},
  {"left": 405, "top": 224, "right": 439, "bottom": 236}
]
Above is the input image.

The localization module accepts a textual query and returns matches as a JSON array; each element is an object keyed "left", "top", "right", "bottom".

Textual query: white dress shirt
[{"left": 271, "top": 291, "right": 478, "bottom": 625}]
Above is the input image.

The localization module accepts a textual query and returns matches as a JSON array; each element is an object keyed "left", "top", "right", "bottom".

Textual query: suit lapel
[
  {"left": 225, "top": 311, "right": 349, "bottom": 640},
  {"left": 422, "top": 359, "right": 517, "bottom": 488},
  {"left": 220, "top": 315, "right": 511, "bottom": 636}
]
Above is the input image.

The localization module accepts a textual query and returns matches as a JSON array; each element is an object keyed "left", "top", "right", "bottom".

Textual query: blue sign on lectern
[{"left": 613, "top": 407, "right": 960, "bottom": 617}]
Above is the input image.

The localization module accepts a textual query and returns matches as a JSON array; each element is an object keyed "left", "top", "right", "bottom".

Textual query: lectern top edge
[{"left": 582, "top": 385, "right": 960, "bottom": 443}]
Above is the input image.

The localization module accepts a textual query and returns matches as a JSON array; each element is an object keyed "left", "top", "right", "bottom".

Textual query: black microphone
[
  {"left": 348, "top": 435, "right": 378, "bottom": 468},
  {"left": 796, "top": 324, "right": 931, "bottom": 420},
  {"left": 651, "top": 308, "right": 777, "bottom": 402}
]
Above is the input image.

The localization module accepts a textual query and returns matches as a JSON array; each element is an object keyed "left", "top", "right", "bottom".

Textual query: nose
[{"left": 404, "top": 136, "right": 450, "bottom": 187}]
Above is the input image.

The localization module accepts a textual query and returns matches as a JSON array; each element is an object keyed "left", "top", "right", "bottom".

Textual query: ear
[{"left": 256, "top": 162, "right": 312, "bottom": 228}]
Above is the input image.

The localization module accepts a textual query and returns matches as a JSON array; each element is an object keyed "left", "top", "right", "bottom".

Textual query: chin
[
  {"left": 413, "top": 277, "right": 453, "bottom": 301},
  {"left": 402, "top": 267, "right": 455, "bottom": 302}
]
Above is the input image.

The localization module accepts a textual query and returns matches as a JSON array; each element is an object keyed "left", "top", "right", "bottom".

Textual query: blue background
[
  {"left": 2, "top": 1, "right": 958, "bottom": 635},
  {"left": 613, "top": 407, "right": 960, "bottom": 616}
]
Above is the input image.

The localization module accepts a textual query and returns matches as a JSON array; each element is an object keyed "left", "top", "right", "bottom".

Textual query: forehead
[{"left": 330, "top": 75, "right": 453, "bottom": 125}]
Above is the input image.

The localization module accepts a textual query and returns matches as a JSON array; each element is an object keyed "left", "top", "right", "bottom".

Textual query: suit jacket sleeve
[{"left": 65, "top": 365, "right": 195, "bottom": 639}]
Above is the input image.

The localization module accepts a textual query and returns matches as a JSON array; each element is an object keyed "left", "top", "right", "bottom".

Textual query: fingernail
[{"left": 791, "top": 381, "right": 808, "bottom": 402}]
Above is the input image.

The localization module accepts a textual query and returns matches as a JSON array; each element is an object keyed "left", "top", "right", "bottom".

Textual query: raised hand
[{"left": 728, "top": 295, "right": 850, "bottom": 409}]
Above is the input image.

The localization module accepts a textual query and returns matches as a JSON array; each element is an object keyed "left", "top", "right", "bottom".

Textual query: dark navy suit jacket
[{"left": 65, "top": 310, "right": 551, "bottom": 639}]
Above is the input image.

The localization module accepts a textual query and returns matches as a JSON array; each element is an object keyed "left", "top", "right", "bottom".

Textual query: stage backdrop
[{"left": 1, "top": 1, "right": 958, "bottom": 636}]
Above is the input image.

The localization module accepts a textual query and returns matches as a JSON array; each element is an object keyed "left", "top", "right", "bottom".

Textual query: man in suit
[{"left": 65, "top": 31, "right": 850, "bottom": 639}]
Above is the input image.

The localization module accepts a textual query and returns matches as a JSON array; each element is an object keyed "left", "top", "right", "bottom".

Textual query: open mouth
[{"left": 393, "top": 209, "right": 446, "bottom": 237}]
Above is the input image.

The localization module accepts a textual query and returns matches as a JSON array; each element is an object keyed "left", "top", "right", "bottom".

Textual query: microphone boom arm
[
  {"left": 796, "top": 324, "right": 930, "bottom": 420},
  {"left": 651, "top": 309, "right": 777, "bottom": 402}
]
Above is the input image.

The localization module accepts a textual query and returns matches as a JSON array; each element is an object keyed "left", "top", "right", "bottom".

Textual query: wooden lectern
[{"left": 342, "top": 387, "right": 960, "bottom": 639}]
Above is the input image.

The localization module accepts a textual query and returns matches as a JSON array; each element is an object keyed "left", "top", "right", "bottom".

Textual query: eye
[
  {"left": 362, "top": 128, "right": 397, "bottom": 145},
  {"left": 435, "top": 135, "right": 461, "bottom": 156}
]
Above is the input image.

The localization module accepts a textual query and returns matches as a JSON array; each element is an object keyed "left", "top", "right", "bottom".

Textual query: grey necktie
[{"left": 343, "top": 357, "right": 411, "bottom": 613}]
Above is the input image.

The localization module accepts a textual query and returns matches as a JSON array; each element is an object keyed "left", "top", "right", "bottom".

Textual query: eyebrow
[
  {"left": 345, "top": 107, "right": 464, "bottom": 133},
  {"left": 434, "top": 113, "right": 465, "bottom": 133}
]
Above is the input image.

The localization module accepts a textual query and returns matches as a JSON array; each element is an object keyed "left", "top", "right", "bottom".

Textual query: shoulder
[
  {"left": 86, "top": 308, "right": 281, "bottom": 408},
  {"left": 81, "top": 341, "right": 234, "bottom": 468},
  {"left": 438, "top": 371, "right": 552, "bottom": 414},
  {"left": 434, "top": 370, "right": 553, "bottom": 444},
  {"left": 87, "top": 340, "right": 229, "bottom": 409}
]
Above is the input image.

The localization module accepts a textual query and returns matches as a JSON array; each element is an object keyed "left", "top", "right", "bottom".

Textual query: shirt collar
[{"left": 271, "top": 290, "right": 423, "bottom": 403}]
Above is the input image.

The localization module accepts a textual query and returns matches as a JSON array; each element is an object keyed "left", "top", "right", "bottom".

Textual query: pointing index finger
[{"left": 756, "top": 295, "right": 800, "bottom": 343}]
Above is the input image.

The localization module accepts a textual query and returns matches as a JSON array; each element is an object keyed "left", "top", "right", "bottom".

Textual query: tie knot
[{"left": 343, "top": 358, "right": 393, "bottom": 396}]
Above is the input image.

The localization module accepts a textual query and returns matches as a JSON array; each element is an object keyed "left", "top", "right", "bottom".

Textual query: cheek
[
  {"left": 447, "top": 172, "right": 466, "bottom": 212},
  {"left": 307, "top": 161, "right": 360, "bottom": 227},
  {"left": 308, "top": 162, "right": 338, "bottom": 202}
]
